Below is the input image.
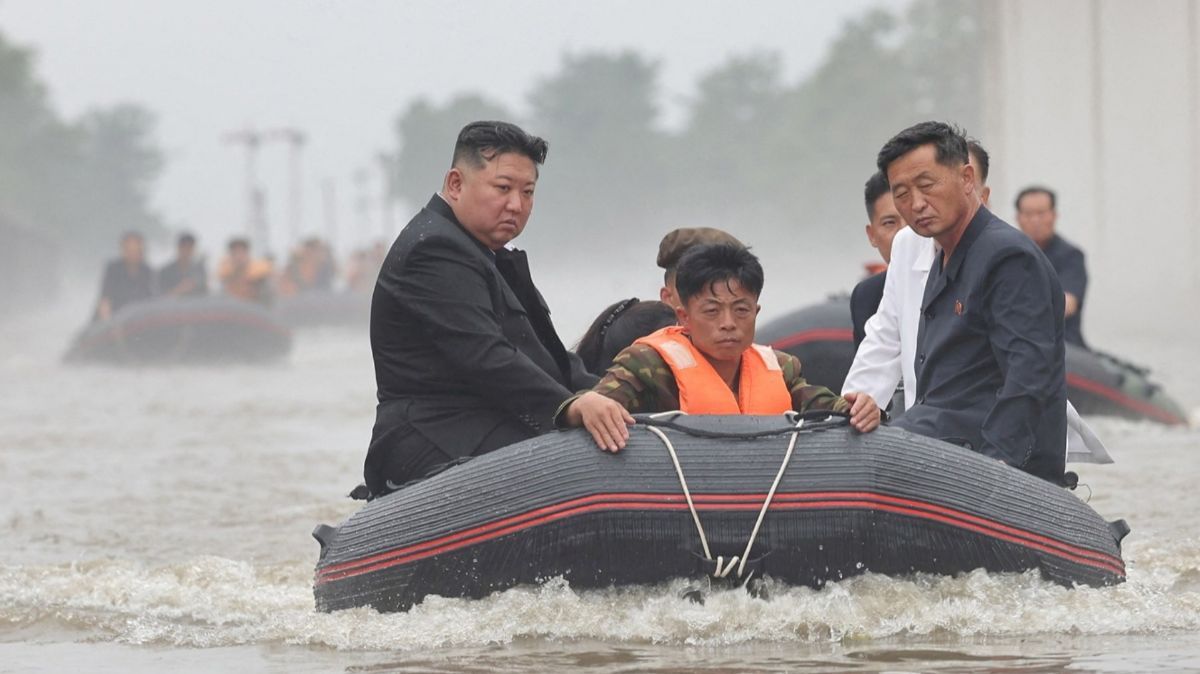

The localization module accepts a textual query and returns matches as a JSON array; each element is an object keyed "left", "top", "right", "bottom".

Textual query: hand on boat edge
[{"left": 842, "top": 391, "right": 882, "bottom": 433}]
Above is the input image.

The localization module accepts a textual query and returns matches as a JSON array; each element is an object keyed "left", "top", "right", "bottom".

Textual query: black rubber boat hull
[
  {"left": 755, "top": 298, "right": 855, "bottom": 396},
  {"left": 757, "top": 297, "right": 1189, "bottom": 425},
  {"left": 313, "top": 416, "right": 1126, "bottom": 614},
  {"left": 65, "top": 296, "right": 293, "bottom": 364}
]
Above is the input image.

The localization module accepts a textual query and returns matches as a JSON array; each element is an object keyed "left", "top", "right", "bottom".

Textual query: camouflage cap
[{"left": 656, "top": 228, "right": 745, "bottom": 271}]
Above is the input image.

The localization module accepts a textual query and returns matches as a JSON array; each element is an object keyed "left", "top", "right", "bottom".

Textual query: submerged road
[{"left": 1, "top": 302, "right": 1198, "bottom": 672}]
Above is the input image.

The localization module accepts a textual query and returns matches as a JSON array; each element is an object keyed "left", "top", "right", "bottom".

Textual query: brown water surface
[{"left": 1, "top": 303, "right": 1197, "bottom": 673}]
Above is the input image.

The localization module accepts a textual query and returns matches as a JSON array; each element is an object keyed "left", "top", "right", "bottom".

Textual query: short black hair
[
  {"left": 178, "top": 232, "right": 196, "bottom": 247},
  {"left": 674, "top": 243, "right": 764, "bottom": 306},
  {"left": 876, "top": 121, "right": 969, "bottom": 179},
  {"left": 575, "top": 298, "right": 676, "bottom": 376},
  {"left": 1015, "top": 186, "right": 1057, "bottom": 211},
  {"left": 863, "top": 171, "right": 891, "bottom": 220},
  {"left": 451, "top": 121, "right": 548, "bottom": 170},
  {"left": 967, "top": 139, "right": 989, "bottom": 184},
  {"left": 228, "top": 237, "right": 250, "bottom": 252}
]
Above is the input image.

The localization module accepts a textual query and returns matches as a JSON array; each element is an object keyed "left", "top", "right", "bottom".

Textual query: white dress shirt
[
  {"left": 843, "top": 226, "right": 932, "bottom": 412},
  {"left": 842, "top": 227, "right": 1111, "bottom": 464}
]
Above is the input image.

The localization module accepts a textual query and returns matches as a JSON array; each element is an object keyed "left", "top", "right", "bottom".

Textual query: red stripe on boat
[
  {"left": 770, "top": 328, "right": 853, "bottom": 350},
  {"left": 314, "top": 490, "right": 1124, "bottom": 584},
  {"left": 1066, "top": 372, "right": 1185, "bottom": 425}
]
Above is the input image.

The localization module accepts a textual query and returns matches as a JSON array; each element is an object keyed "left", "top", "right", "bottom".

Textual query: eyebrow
[{"left": 493, "top": 174, "right": 536, "bottom": 185}]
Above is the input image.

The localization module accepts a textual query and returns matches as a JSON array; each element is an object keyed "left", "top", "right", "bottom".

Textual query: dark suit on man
[
  {"left": 94, "top": 259, "right": 153, "bottom": 322},
  {"left": 1040, "top": 234, "right": 1088, "bottom": 348},
  {"left": 364, "top": 194, "right": 597, "bottom": 496},
  {"left": 850, "top": 270, "right": 886, "bottom": 348},
  {"left": 157, "top": 259, "right": 208, "bottom": 297},
  {"left": 894, "top": 206, "right": 1068, "bottom": 485}
]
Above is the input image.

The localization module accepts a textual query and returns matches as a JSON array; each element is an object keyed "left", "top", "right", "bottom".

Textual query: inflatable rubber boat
[
  {"left": 757, "top": 296, "right": 1188, "bottom": 425},
  {"left": 312, "top": 414, "right": 1128, "bottom": 613},
  {"left": 274, "top": 291, "right": 370, "bottom": 329},
  {"left": 65, "top": 296, "right": 293, "bottom": 364}
]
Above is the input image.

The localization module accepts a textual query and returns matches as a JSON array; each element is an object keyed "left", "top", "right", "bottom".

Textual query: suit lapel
[{"left": 921, "top": 255, "right": 949, "bottom": 312}]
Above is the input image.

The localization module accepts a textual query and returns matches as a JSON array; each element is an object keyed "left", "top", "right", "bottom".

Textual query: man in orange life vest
[{"left": 558, "top": 243, "right": 881, "bottom": 451}]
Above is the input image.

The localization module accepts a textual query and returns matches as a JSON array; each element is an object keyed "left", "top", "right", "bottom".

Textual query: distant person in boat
[
  {"left": 875, "top": 121, "right": 1067, "bottom": 484},
  {"left": 217, "top": 238, "right": 273, "bottom": 304},
  {"left": 279, "top": 237, "right": 338, "bottom": 297},
  {"left": 363, "top": 120, "right": 597, "bottom": 497},
  {"left": 92, "top": 231, "right": 154, "bottom": 322},
  {"left": 344, "top": 242, "right": 386, "bottom": 294},
  {"left": 657, "top": 227, "right": 744, "bottom": 309},
  {"left": 850, "top": 171, "right": 907, "bottom": 348},
  {"left": 575, "top": 298, "right": 677, "bottom": 376},
  {"left": 1016, "top": 186, "right": 1088, "bottom": 348},
  {"left": 559, "top": 243, "right": 880, "bottom": 452},
  {"left": 157, "top": 232, "right": 208, "bottom": 298}
]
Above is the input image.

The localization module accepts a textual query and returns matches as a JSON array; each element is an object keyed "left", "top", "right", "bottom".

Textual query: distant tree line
[
  {"left": 0, "top": 30, "right": 164, "bottom": 260},
  {"left": 386, "top": 0, "right": 983, "bottom": 264}
]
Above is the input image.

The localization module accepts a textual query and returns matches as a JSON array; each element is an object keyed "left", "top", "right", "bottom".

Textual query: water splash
[{"left": 3, "top": 547, "right": 1199, "bottom": 652}]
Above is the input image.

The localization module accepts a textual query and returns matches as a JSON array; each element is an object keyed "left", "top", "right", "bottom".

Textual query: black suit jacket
[
  {"left": 895, "top": 206, "right": 1067, "bottom": 484},
  {"left": 1041, "top": 234, "right": 1088, "bottom": 348},
  {"left": 365, "top": 195, "right": 595, "bottom": 490},
  {"left": 850, "top": 270, "right": 886, "bottom": 348}
]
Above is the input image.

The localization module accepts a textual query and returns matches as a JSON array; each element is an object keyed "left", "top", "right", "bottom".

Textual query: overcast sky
[{"left": 1, "top": 0, "right": 891, "bottom": 253}]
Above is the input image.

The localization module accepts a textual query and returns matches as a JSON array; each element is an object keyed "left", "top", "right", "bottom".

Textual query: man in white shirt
[{"left": 842, "top": 141, "right": 1109, "bottom": 465}]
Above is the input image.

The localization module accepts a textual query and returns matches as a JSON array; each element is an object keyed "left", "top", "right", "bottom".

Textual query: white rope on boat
[
  {"left": 644, "top": 412, "right": 804, "bottom": 579},
  {"left": 644, "top": 423, "right": 714, "bottom": 563},
  {"left": 736, "top": 418, "right": 803, "bottom": 578}
]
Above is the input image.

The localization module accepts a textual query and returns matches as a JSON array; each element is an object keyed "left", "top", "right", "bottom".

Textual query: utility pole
[
  {"left": 222, "top": 127, "right": 269, "bottom": 255},
  {"left": 352, "top": 167, "right": 371, "bottom": 248},
  {"left": 266, "top": 127, "right": 307, "bottom": 246},
  {"left": 321, "top": 178, "right": 338, "bottom": 254}
]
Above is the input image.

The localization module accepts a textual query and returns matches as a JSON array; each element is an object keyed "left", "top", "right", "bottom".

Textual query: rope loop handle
[{"left": 644, "top": 413, "right": 804, "bottom": 580}]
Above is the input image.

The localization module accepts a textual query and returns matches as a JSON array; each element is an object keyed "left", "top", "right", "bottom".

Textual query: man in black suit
[
  {"left": 851, "top": 142, "right": 992, "bottom": 348},
  {"left": 1015, "top": 186, "right": 1089, "bottom": 348},
  {"left": 157, "top": 232, "right": 208, "bottom": 298},
  {"left": 93, "top": 231, "right": 153, "bottom": 322},
  {"left": 878, "top": 121, "right": 1067, "bottom": 485},
  {"left": 850, "top": 171, "right": 904, "bottom": 347},
  {"left": 364, "top": 121, "right": 597, "bottom": 497}
]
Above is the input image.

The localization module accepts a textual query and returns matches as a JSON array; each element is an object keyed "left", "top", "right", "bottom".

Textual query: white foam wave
[{"left": 3, "top": 549, "right": 1199, "bottom": 651}]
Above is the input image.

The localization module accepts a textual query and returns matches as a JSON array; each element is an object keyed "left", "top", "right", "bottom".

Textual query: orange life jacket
[{"left": 634, "top": 326, "right": 792, "bottom": 415}]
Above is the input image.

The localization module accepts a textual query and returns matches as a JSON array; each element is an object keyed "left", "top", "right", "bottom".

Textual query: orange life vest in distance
[{"left": 634, "top": 326, "right": 793, "bottom": 415}]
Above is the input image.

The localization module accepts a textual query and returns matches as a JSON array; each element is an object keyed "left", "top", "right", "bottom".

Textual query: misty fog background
[
  {"left": 0, "top": 0, "right": 1197, "bottom": 345},
  {"left": 2, "top": 4, "right": 1199, "bottom": 669},
  {"left": 0, "top": 0, "right": 974, "bottom": 333}
]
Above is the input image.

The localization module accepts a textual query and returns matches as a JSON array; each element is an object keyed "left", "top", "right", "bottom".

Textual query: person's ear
[
  {"left": 675, "top": 304, "right": 688, "bottom": 328},
  {"left": 980, "top": 185, "right": 991, "bottom": 207},
  {"left": 865, "top": 223, "right": 879, "bottom": 249},
  {"left": 962, "top": 163, "right": 976, "bottom": 195},
  {"left": 444, "top": 168, "right": 464, "bottom": 200}
]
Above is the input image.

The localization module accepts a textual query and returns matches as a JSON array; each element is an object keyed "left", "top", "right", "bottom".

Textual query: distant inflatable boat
[
  {"left": 65, "top": 296, "right": 292, "bottom": 364},
  {"left": 756, "top": 296, "right": 1189, "bottom": 426},
  {"left": 312, "top": 414, "right": 1128, "bottom": 614},
  {"left": 274, "top": 291, "right": 370, "bottom": 329}
]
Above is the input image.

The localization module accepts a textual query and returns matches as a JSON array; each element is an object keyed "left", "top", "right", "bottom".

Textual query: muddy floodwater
[{"left": 2, "top": 301, "right": 1199, "bottom": 673}]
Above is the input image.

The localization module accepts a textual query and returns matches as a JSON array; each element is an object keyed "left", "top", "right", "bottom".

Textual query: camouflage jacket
[{"left": 554, "top": 343, "right": 849, "bottom": 425}]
